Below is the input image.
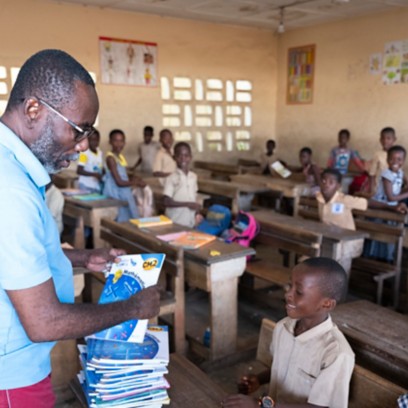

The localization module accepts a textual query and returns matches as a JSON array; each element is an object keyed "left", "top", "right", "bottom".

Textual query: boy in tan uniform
[{"left": 153, "top": 128, "right": 176, "bottom": 184}]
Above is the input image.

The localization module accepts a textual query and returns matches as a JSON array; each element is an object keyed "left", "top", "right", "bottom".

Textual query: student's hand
[
  {"left": 237, "top": 374, "right": 260, "bottom": 395},
  {"left": 128, "top": 285, "right": 161, "bottom": 319},
  {"left": 96, "top": 173, "right": 104, "bottom": 181},
  {"left": 85, "top": 248, "right": 126, "bottom": 272},
  {"left": 395, "top": 202, "right": 408, "bottom": 214},
  {"left": 188, "top": 202, "right": 202, "bottom": 211},
  {"left": 221, "top": 394, "right": 259, "bottom": 408}
]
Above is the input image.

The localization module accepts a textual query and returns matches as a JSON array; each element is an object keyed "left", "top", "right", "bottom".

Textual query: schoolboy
[
  {"left": 153, "top": 128, "right": 177, "bottom": 183},
  {"left": 367, "top": 127, "right": 396, "bottom": 196},
  {"left": 163, "top": 142, "right": 201, "bottom": 228},
  {"left": 260, "top": 139, "right": 276, "bottom": 175},
  {"left": 222, "top": 257, "right": 354, "bottom": 408},
  {"left": 327, "top": 129, "right": 365, "bottom": 175},
  {"left": 77, "top": 129, "right": 104, "bottom": 193},
  {"left": 134, "top": 125, "right": 160, "bottom": 174}
]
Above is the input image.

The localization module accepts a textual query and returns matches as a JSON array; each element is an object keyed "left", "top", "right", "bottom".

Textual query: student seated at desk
[
  {"left": 133, "top": 125, "right": 160, "bottom": 175},
  {"left": 163, "top": 142, "right": 201, "bottom": 228},
  {"left": 222, "top": 257, "right": 354, "bottom": 408},
  {"left": 327, "top": 129, "right": 365, "bottom": 176},
  {"left": 77, "top": 129, "right": 104, "bottom": 193},
  {"left": 103, "top": 129, "right": 145, "bottom": 222},
  {"left": 153, "top": 128, "right": 176, "bottom": 183}
]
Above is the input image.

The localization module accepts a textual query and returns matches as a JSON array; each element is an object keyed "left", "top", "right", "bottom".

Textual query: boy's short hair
[
  {"left": 387, "top": 145, "right": 406, "bottom": 158},
  {"left": 300, "top": 147, "right": 312, "bottom": 155},
  {"left": 159, "top": 128, "right": 172, "bottom": 138},
  {"left": 144, "top": 125, "right": 153, "bottom": 134},
  {"left": 301, "top": 257, "right": 347, "bottom": 303},
  {"left": 174, "top": 141, "right": 192, "bottom": 156},
  {"left": 321, "top": 168, "right": 342, "bottom": 184},
  {"left": 109, "top": 128, "right": 125, "bottom": 141},
  {"left": 381, "top": 127, "right": 395, "bottom": 136},
  {"left": 266, "top": 139, "right": 276, "bottom": 147},
  {"left": 338, "top": 129, "right": 350, "bottom": 138}
]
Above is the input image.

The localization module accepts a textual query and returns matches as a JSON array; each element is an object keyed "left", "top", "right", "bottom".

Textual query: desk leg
[
  {"left": 208, "top": 257, "right": 246, "bottom": 361},
  {"left": 91, "top": 208, "right": 118, "bottom": 248}
]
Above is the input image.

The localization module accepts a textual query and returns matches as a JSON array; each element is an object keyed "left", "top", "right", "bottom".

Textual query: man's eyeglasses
[{"left": 37, "top": 97, "right": 95, "bottom": 143}]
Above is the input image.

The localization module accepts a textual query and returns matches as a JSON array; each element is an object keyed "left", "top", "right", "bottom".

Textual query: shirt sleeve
[
  {"left": 163, "top": 173, "right": 175, "bottom": 198},
  {"left": 152, "top": 151, "right": 162, "bottom": 173},
  {"left": 344, "top": 195, "right": 368, "bottom": 211},
  {"left": 307, "top": 351, "right": 354, "bottom": 408},
  {"left": 381, "top": 169, "right": 395, "bottom": 182},
  {"left": 368, "top": 152, "right": 379, "bottom": 176},
  {"left": 78, "top": 151, "right": 88, "bottom": 165}
]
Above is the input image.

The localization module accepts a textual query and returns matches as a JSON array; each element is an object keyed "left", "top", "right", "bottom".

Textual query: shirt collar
[
  {"left": 0, "top": 121, "right": 50, "bottom": 189},
  {"left": 283, "top": 315, "right": 334, "bottom": 342},
  {"left": 316, "top": 190, "right": 341, "bottom": 205}
]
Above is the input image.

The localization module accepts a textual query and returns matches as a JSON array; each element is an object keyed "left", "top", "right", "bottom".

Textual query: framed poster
[
  {"left": 287, "top": 44, "right": 315, "bottom": 104},
  {"left": 99, "top": 36, "right": 158, "bottom": 86}
]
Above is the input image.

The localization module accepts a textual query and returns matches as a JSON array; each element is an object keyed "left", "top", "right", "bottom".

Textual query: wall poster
[
  {"left": 287, "top": 44, "right": 315, "bottom": 104},
  {"left": 99, "top": 36, "right": 158, "bottom": 86}
]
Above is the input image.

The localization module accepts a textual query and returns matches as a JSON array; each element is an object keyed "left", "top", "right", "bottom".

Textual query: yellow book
[{"left": 130, "top": 215, "right": 173, "bottom": 228}]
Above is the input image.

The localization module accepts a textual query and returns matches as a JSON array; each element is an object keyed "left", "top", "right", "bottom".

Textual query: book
[
  {"left": 90, "top": 254, "right": 165, "bottom": 343},
  {"left": 270, "top": 161, "right": 291, "bottom": 178},
  {"left": 71, "top": 193, "right": 108, "bottom": 201},
  {"left": 156, "top": 230, "right": 216, "bottom": 249},
  {"left": 130, "top": 215, "right": 173, "bottom": 228}
]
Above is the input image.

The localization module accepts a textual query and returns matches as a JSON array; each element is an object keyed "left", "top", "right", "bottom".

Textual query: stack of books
[
  {"left": 78, "top": 326, "right": 170, "bottom": 407},
  {"left": 76, "top": 254, "right": 170, "bottom": 407}
]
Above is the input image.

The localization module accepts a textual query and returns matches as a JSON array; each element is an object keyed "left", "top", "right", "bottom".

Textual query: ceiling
[{"left": 54, "top": 0, "right": 408, "bottom": 31}]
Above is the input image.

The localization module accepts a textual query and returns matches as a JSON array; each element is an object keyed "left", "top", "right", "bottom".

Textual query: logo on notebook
[{"left": 143, "top": 258, "right": 159, "bottom": 270}]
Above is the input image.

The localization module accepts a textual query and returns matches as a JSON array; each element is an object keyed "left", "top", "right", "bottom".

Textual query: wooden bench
[
  {"left": 194, "top": 160, "right": 240, "bottom": 180},
  {"left": 97, "top": 217, "right": 186, "bottom": 354},
  {"left": 254, "top": 318, "right": 407, "bottom": 408},
  {"left": 351, "top": 208, "right": 406, "bottom": 308},
  {"left": 298, "top": 195, "right": 319, "bottom": 220},
  {"left": 244, "top": 223, "right": 322, "bottom": 289}
]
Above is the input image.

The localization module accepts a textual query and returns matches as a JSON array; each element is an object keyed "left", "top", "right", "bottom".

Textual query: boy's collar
[{"left": 284, "top": 315, "right": 333, "bottom": 342}]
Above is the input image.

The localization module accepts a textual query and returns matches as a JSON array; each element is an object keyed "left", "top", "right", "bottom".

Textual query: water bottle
[{"left": 203, "top": 327, "right": 211, "bottom": 347}]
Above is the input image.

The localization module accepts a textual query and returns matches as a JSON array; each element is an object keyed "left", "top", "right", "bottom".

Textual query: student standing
[
  {"left": 260, "top": 139, "right": 276, "bottom": 175},
  {"left": 0, "top": 49, "right": 160, "bottom": 407},
  {"left": 133, "top": 125, "right": 160, "bottom": 175},
  {"left": 153, "top": 128, "right": 176, "bottom": 183},
  {"left": 163, "top": 142, "right": 201, "bottom": 228}
]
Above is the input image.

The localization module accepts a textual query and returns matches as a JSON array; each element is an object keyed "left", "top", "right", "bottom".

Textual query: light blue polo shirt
[{"left": 0, "top": 122, "right": 74, "bottom": 389}]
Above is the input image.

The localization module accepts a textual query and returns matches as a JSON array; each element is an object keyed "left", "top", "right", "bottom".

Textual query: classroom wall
[
  {"left": 276, "top": 8, "right": 408, "bottom": 168},
  {"left": 0, "top": 0, "right": 277, "bottom": 163}
]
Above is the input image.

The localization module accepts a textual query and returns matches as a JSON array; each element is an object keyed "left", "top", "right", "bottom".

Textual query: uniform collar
[
  {"left": 316, "top": 190, "right": 341, "bottom": 205},
  {"left": 284, "top": 315, "right": 334, "bottom": 342}
]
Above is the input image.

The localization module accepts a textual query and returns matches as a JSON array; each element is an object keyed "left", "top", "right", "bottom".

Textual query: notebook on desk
[{"left": 157, "top": 230, "right": 216, "bottom": 249}]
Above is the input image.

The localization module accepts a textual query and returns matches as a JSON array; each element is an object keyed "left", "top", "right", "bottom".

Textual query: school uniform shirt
[
  {"left": 153, "top": 146, "right": 177, "bottom": 185},
  {"left": 316, "top": 191, "right": 367, "bottom": 230},
  {"left": 138, "top": 141, "right": 160, "bottom": 174},
  {"left": 260, "top": 153, "right": 275, "bottom": 173},
  {"left": 368, "top": 150, "right": 388, "bottom": 193},
  {"left": 0, "top": 122, "right": 74, "bottom": 389},
  {"left": 77, "top": 148, "right": 104, "bottom": 192},
  {"left": 163, "top": 169, "right": 198, "bottom": 228},
  {"left": 372, "top": 168, "right": 404, "bottom": 206},
  {"left": 328, "top": 147, "right": 363, "bottom": 175},
  {"left": 269, "top": 316, "right": 355, "bottom": 408}
]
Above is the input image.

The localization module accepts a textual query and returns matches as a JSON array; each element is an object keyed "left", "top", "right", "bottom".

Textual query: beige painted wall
[
  {"left": 276, "top": 8, "right": 408, "bottom": 169},
  {"left": 0, "top": 0, "right": 277, "bottom": 163}
]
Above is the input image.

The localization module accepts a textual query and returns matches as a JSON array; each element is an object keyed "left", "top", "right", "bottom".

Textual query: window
[{"left": 161, "top": 76, "right": 252, "bottom": 152}]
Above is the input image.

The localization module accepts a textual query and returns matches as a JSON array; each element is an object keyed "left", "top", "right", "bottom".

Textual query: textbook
[
  {"left": 71, "top": 193, "right": 108, "bottom": 201},
  {"left": 157, "top": 230, "right": 216, "bottom": 249},
  {"left": 270, "top": 161, "right": 291, "bottom": 178},
  {"left": 130, "top": 215, "right": 173, "bottom": 228},
  {"left": 91, "top": 254, "right": 165, "bottom": 343}
]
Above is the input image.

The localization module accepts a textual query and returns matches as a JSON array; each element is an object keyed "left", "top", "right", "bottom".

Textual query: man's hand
[
  {"left": 127, "top": 285, "right": 161, "bottom": 319},
  {"left": 221, "top": 394, "right": 259, "bottom": 408},
  {"left": 85, "top": 248, "right": 126, "bottom": 272}
]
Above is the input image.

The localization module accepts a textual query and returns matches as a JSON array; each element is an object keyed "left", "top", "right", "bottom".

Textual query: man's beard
[{"left": 30, "top": 117, "right": 79, "bottom": 174}]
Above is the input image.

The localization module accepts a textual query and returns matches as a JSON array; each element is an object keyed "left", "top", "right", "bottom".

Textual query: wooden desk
[
  {"left": 194, "top": 160, "right": 240, "bottom": 179},
  {"left": 251, "top": 210, "right": 368, "bottom": 274},
  {"left": 70, "top": 353, "right": 226, "bottom": 407},
  {"left": 332, "top": 300, "right": 408, "bottom": 387},
  {"left": 230, "top": 174, "right": 310, "bottom": 215},
  {"left": 53, "top": 169, "right": 79, "bottom": 189},
  {"left": 101, "top": 220, "right": 255, "bottom": 361},
  {"left": 63, "top": 196, "right": 127, "bottom": 249}
]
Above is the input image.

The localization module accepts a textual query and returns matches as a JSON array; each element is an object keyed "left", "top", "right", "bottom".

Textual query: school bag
[
  {"left": 196, "top": 204, "right": 232, "bottom": 236},
  {"left": 222, "top": 211, "right": 260, "bottom": 258}
]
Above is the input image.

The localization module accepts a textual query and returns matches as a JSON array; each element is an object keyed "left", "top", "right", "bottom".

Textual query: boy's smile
[{"left": 387, "top": 151, "right": 405, "bottom": 173}]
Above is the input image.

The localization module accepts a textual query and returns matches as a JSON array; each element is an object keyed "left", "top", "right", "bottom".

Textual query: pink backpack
[{"left": 223, "top": 211, "right": 260, "bottom": 259}]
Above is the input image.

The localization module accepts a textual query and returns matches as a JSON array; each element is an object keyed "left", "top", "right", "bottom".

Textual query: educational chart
[
  {"left": 381, "top": 39, "right": 408, "bottom": 85},
  {"left": 99, "top": 36, "right": 158, "bottom": 86},
  {"left": 287, "top": 44, "right": 315, "bottom": 104}
]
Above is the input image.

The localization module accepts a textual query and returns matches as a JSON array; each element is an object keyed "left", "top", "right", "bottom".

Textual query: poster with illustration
[
  {"left": 369, "top": 53, "right": 382, "bottom": 75},
  {"left": 383, "top": 41, "right": 401, "bottom": 84},
  {"left": 99, "top": 36, "right": 158, "bottom": 86},
  {"left": 400, "top": 40, "right": 408, "bottom": 84}
]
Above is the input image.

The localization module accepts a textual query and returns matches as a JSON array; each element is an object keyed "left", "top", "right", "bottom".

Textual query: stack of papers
[
  {"left": 76, "top": 254, "right": 170, "bottom": 407},
  {"left": 78, "top": 326, "right": 170, "bottom": 407}
]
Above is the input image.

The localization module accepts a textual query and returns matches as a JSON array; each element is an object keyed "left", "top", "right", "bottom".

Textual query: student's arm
[
  {"left": 311, "top": 164, "right": 322, "bottom": 186},
  {"left": 132, "top": 145, "right": 143, "bottom": 169},
  {"left": 351, "top": 151, "right": 366, "bottom": 173},
  {"left": 163, "top": 195, "right": 201, "bottom": 211},
  {"left": 327, "top": 150, "right": 335, "bottom": 168},
  {"left": 383, "top": 178, "right": 408, "bottom": 202},
  {"left": 7, "top": 280, "right": 160, "bottom": 342},
  {"left": 106, "top": 155, "right": 133, "bottom": 187},
  {"left": 76, "top": 164, "right": 103, "bottom": 181}
]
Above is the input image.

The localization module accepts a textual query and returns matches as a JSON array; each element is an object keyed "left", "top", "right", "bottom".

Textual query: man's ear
[{"left": 23, "top": 98, "right": 41, "bottom": 127}]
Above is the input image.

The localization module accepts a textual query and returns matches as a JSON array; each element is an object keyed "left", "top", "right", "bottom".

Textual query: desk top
[
  {"left": 251, "top": 210, "right": 368, "bottom": 242},
  {"left": 70, "top": 353, "right": 226, "bottom": 408},
  {"left": 64, "top": 196, "right": 127, "bottom": 209},
  {"left": 113, "top": 221, "right": 255, "bottom": 265},
  {"left": 332, "top": 300, "right": 408, "bottom": 366}
]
